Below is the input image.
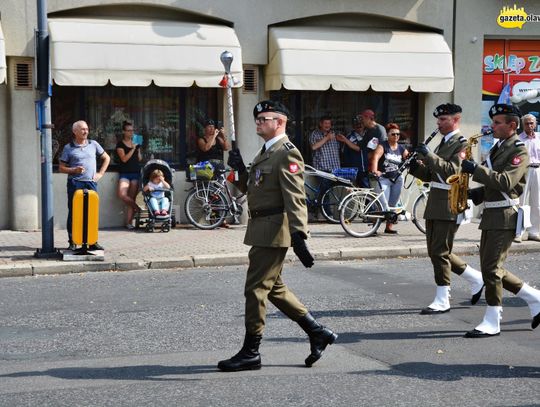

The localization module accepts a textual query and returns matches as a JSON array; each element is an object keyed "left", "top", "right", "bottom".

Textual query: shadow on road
[
  {"left": 357, "top": 361, "right": 540, "bottom": 381},
  {"left": 0, "top": 364, "right": 217, "bottom": 381}
]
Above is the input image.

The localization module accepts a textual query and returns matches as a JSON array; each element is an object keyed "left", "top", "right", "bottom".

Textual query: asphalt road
[{"left": 0, "top": 253, "right": 539, "bottom": 406}]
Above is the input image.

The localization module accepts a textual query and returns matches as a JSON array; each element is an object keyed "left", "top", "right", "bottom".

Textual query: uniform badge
[
  {"left": 512, "top": 156, "right": 522, "bottom": 165},
  {"left": 459, "top": 150, "right": 467, "bottom": 159},
  {"left": 254, "top": 168, "right": 262, "bottom": 186},
  {"left": 289, "top": 163, "right": 299, "bottom": 173}
]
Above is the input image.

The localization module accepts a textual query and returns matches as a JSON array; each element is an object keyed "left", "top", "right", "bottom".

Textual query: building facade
[{"left": 0, "top": 0, "right": 539, "bottom": 230}]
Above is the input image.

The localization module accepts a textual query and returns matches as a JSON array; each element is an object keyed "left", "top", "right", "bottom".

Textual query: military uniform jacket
[
  {"left": 409, "top": 132, "right": 467, "bottom": 221},
  {"left": 235, "top": 136, "right": 309, "bottom": 248},
  {"left": 472, "top": 134, "right": 529, "bottom": 230}
]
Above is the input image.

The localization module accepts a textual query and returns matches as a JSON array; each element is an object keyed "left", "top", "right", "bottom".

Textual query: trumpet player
[
  {"left": 409, "top": 103, "right": 484, "bottom": 314},
  {"left": 461, "top": 103, "right": 540, "bottom": 337}
]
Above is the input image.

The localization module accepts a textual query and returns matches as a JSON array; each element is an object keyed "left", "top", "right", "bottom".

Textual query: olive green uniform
[
  {"left": 471, "top": 135, "right": 528, "bottom": 305},
  {"left": 234, "top": 136, "right": 309, "bottom": 335},
  {"left": 409, "top": 133, "right": 469, "bottom": 286}
]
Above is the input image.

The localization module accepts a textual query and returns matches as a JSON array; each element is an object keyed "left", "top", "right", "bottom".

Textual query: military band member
[
  {"left": 461, "top": 103, "right": 540, "bottom": 337},
  {"left": 409, "top": 104, "right": 484, "bottom": 314},
  {"left": 217, "top": 100, "right": 337, "bottom": 371}
]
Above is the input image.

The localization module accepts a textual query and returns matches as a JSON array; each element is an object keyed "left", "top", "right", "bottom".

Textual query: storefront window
[
  {"left": 270, "top": 89, "right": 418, "bottom": 166},
  {"left": 51, "top": 84, "right": 218, "bottom": 169}
]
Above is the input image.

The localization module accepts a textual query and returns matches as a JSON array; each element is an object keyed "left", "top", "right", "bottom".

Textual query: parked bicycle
[
  {"left": 184, "top": 168, "right": 246, "bottom": 230},
  {"left": 304, "top": 164, "right": 354, "bottom": 223},
  {"left": 339, "top": 174, "right": 429, "bottom": 237}
]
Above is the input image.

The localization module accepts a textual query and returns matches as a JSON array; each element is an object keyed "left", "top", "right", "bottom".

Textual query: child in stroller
[
  {"left": 144, "top": 169, "right": 170, "bottom": 216},
  {"left": 135, "top": 159, "right": 175, "bottom": 232}
]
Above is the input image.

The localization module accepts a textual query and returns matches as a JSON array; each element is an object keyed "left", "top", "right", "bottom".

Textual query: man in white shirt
[{"left": 518, "top": 114, "right": 540, "bottom": 241}]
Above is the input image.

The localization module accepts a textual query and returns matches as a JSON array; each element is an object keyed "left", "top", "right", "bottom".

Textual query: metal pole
[{"left": 35, "top": 0, "right": 59, "bottom": 257}]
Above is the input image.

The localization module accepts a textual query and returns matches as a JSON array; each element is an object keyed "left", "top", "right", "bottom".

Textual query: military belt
[
  {"left": 484, "top": 198, "right": 520, "bottom": 208},
  {"left": 430, "top": 181, "right": 451, "bottom": 190},
  {"left": 249, "top": 207, "right": 285, "bottom": 218}
]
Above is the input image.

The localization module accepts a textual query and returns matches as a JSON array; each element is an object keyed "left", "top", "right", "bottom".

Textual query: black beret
[
  {"left": 253, "top": 100, "right": 290, "bottom": 119},
  {"left": 489, "top": 103, "right": 522, "bottom": 119},
  {"left": 433, "top": 103, "right": 462, "bottom": 118}
]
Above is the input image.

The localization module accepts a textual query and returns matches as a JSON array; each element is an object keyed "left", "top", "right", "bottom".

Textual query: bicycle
[
  {"left": 339, "top": 174, "right": 429, "bottom": 237},
  {"left": 184, "top": 168, "right": 246, "bottom": 230},
  {"left": 304, "top": 164, "right": 354, "bottom": 223}
]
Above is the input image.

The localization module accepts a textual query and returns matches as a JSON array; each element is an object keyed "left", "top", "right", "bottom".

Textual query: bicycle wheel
[
  {"left": 184, "top": 185, "right": 228, "bottom": 230},
  {"left": 321, "top": 184, "right": 353, "bottom": 223},
  {"left": 340, "top": 192, "right": 383, "bottom": 237},
  {"left": 412, "top": 192, "right": 428, "bottom": 234}
]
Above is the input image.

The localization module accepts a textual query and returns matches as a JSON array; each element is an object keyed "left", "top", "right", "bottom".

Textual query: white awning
[
  {"left": 48, "top": 18, "right": 243, "bottom": 87},
  {"left": 0, "top": 23, "right": 6, "bottom": 84},
  {"left": 265, "top": 27, "right": 454, "bottom": 92}
]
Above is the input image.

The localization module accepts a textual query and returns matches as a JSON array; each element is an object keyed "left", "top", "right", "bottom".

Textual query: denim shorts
[{"left": 119, "top": 172, "right": 139, "bottom": 182}]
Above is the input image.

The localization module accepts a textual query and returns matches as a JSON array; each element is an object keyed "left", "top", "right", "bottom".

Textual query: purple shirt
[{"left": 519, "top": 131, "right": 540, "bottom": 164}]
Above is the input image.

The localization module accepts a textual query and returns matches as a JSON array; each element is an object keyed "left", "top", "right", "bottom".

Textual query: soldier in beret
[
  {"left": 461, "top": 103, "right": 540, "bottom": 337},
  {"left": 409, "top": 103, "right": 485, "bottom": 315},
  {"left": 217, "top": 100, "right": 337, "bottom": 371}
]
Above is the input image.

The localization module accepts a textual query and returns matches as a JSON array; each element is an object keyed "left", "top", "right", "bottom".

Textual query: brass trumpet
[{"left": 446, "top": 132, "right": 485, "bottom": 214}]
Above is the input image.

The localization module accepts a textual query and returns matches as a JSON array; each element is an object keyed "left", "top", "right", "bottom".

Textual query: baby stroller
[{"left": 134, "top": 159, "right": 175, "bottom": 233}]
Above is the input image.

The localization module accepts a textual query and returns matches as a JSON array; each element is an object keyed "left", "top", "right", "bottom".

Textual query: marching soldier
[
  {"left": 461, "top": 103, "right": 540, "bottom": 337},
  {"left": 409, "top": 103, "right": 484, "bottom": 314},
  {"left": 217, "top": 100, "right": 337, "bottom": 371}
]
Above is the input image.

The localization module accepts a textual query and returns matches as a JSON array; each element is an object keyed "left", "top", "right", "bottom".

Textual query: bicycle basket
[
  {"left": 187, "top": 161, "right": 214, "bottom": 181},
  {"left": 332, "top": 167, "right": 358, "bottom": 181}
]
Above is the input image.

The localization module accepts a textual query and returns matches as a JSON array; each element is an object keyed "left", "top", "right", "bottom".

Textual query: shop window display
[{"left": 51, "top": 84, "right": 217, "bottom": 169}]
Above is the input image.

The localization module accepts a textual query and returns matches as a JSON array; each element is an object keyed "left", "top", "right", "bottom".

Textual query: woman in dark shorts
[{"left": 116, "top": 121, "right": 142, "bottom": 229}]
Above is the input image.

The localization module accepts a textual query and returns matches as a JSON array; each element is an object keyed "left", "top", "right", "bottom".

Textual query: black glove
[
  {"left": 461, "top": 159, "right": 477, "bottom": 174},
  {"left": 468, "top": 187, "right": 484, "bottom": 205},
  {"left": 227, "top": 148, "right": 246, "bottom": 174},
  {"left": 415, "top": 144, "right": 430, "bottom": 157},
  {"left": 291, "top": 231, "right": 314, "bottom": 268},
  {"left": 408, "top": 158, "right": 420, "bottom": 172}
]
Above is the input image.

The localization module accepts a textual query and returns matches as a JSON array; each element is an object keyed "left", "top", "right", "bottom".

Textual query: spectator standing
[
  {"left": 517, "top": 114, "right": 540, "bottom": 242},
  {"left": 369, "top": 123, "right": 409, "bottom": 234},
  {"left": 59, "top": 120, "right": 110, "bottom": 251},
  {"left": 116, "top": 121, "right": 142, "bottom": 229},
  {"left": 196, "top": 119, "right": 230, "bottom": 168},
  {"left": 337, "top": 118, "right": 364, "bottom": 171},
  {"left": 309, "top": 116, "right": 341, "bottom": 172},
  {"left": 356, "top": 109, "right": 388, "bottom": 187}
]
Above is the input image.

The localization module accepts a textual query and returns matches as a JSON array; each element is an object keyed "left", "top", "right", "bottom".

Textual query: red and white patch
[
  {"left": 289, "top": 163, "right": 299, "bottom": 173},
  {"left": 512, "top": 156, "right": 522, "bottom": 165},
  {"left": 459, "top": 150, "right": 467, "bottom": 159}
]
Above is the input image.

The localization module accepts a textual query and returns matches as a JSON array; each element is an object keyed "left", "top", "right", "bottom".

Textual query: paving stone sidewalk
[{"left": 0, "top": 221, "right": 539, "bottom": 277}]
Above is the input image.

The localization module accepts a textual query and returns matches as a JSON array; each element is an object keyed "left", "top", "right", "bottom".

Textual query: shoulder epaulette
[
  {"left": 458, "top": 136, "right": 466, "bottom": 143},
  {"left": 515, "top": 140, "right": 525, "bottom": 147},
  {"left": 283, "top": 141, "right": 296, "bottom": 151}
]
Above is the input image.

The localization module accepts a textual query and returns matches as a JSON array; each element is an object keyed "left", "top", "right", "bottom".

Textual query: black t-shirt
[
  {"left": 116, "top": 140, "right": 141, "bottom": 174},
  {"left": 196, "top": 136, "right": 224, "bottom": 163}
]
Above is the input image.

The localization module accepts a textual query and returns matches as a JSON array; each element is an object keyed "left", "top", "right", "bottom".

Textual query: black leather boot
[
  {"left": 297, "top": 312, "right": 338, "bottom": 367},
  {"left": 217, "top": 334, "right": 262, "bottom": 372}
]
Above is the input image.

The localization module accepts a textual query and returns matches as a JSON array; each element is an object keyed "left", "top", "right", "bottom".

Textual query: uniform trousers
[
  {"left": 480, "top": 229, "right": 523, "bottom": 306},
  {"left": 521, "top": 167, "right": 540, "bottom": 237},
  {"left": 244, "top": 246, "right": 308, "bottom": 335},
  {"left": 425, "top": 219, "right": 467, "bottom": 286}
]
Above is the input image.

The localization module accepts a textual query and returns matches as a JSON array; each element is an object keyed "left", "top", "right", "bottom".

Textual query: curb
[{"left": 1, "top": 242, "right": 540, "bottom": 279}]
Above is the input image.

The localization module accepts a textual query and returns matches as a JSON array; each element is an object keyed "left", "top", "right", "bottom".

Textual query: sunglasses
[
  {"left": 255, "top": 116, "right": 279, "bottom": 124},
  {"left": 389, "top": 132, "right": 400, "bottom": 136}
]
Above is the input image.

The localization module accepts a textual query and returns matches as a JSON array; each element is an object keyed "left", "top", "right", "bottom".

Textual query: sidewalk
[{"left": 1, "top": 220, "right": 539, "bottom": 278}]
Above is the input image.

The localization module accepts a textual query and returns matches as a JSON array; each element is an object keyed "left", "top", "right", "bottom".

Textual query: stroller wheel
[
  {"left": 161, "top": 223, "right": 170, "bottom": 233},
  {"left": 145, "top": 223, "right": 154, "bottom": 233}
]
